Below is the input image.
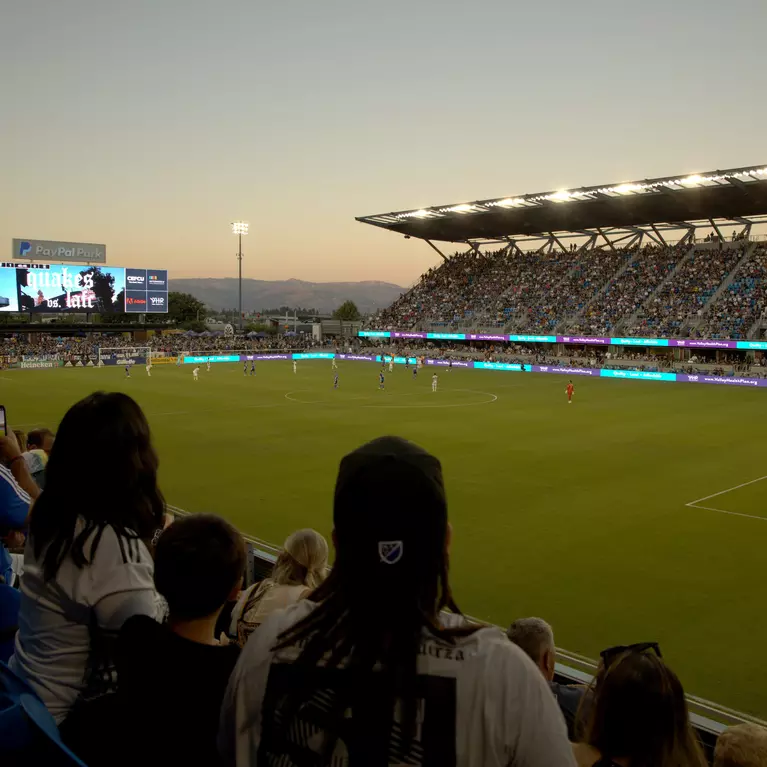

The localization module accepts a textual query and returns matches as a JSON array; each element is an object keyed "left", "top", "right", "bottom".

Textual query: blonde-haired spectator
[
  {"left": 714, "top": 723, "right": 767, "bottom": 767},
  {"left": 229, "top": 528, "right": 328, "bottom": 646}
]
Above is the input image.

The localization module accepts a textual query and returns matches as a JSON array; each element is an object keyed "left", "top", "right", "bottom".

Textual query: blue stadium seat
[{"left": 0, "top": 661, "right": 88, "bottom": 766}]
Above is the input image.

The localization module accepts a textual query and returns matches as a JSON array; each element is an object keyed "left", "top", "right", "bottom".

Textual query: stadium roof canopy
[{"left": 356, "top": 164, "right": 767, "bottom": 254}]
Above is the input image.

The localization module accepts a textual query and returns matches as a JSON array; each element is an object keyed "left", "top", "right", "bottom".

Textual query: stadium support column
[
  {"left": 548, "top": 232, "right": 568, "bottom": 253},
  {"left": 424, "top": 239, "right": 448, "bottom": 262},
  {"left": 596, "top": 228, "right": 616, "bottom": 252},
  {"left": 231, "top": 221, "right": 249, "bottom": 331},
  {"left": 650, "top": 224, "right": 667, "bottom": 247},
  {"left": 709, "top": 219, "right": 725, "bottom": 244}
]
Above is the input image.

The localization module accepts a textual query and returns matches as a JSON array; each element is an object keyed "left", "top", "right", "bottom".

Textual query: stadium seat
[{"left": 0, "top": 661, "right": 88, "bottom": 766}]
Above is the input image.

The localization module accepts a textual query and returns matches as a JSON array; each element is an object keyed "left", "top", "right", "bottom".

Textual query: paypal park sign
[{"left": 12, "top": 238, "right": 106, "bottom": 264}]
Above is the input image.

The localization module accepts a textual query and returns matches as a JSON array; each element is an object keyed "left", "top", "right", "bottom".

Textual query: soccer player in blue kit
[{"left": 379, "top": 371, "right": 385, "bottom": 390}]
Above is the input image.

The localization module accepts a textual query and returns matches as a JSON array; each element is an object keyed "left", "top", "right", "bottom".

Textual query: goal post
[{"left": 96, "top": 347, "right": 152, "bottom": 367}]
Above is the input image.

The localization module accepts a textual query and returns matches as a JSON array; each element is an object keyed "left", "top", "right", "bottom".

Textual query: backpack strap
[{"left": 236, "top": 581, "right": 270, "bottom": 646}]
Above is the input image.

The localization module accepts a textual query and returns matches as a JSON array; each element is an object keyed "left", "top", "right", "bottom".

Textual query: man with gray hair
[{"left": 508, "top": 617, "right": 585, "bottom": 740}]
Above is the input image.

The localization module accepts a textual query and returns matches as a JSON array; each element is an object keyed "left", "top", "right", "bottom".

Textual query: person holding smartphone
[{"left": 0, "top": 425, "right": 41, "bottom": 585}]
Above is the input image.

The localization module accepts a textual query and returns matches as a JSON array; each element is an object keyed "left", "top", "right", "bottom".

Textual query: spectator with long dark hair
[
  {"left": 220, "top": 436, "right": 574, "bottom": 766},
  {"left": 572, "top": 644, "right": 707, "bottom": 767},
  {"left": 10, "top": 392, "right": 165, "bottom": 758}
]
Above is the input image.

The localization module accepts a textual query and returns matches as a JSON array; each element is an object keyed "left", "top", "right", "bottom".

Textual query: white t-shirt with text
[{"left": 219, "top": 600, "right": 576, "bottom": 767}]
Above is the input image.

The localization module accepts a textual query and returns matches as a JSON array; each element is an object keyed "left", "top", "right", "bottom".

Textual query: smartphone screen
[{"left": 0, "top": 406, "right": 6, "bottom": 437}]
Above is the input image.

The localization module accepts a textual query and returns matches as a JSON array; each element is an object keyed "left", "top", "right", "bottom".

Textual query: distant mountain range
[{"left": 170, "top": 278, "right": 405, "bottom": 314}]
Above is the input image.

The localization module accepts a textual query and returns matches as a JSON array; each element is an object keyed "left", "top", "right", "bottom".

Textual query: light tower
[{"left": 231, "top": 221, "right": 249, "bottom": 331}]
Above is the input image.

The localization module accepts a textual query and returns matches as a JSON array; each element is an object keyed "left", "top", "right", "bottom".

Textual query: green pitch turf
[{"left": 5, "top": 361, "right": 767, "bottom": 717}]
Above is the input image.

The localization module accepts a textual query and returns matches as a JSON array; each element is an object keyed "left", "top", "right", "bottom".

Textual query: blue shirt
[{"left": 0, "top": 464, "right": 31, "bottom": 584}]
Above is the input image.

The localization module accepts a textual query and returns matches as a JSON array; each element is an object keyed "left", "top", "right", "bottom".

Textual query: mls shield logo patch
[{"left": 378, "top": 541, "right": 403, "bottom": 565}]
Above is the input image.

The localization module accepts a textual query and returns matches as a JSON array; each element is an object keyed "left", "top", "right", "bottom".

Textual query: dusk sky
[{"left": 2, "top": 0, "right": 765, "bottom": 288}]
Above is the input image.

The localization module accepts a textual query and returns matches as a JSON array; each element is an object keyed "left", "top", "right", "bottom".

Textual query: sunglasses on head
[{"left": 600, "top": 642, "right": 661, "bottom": 669}]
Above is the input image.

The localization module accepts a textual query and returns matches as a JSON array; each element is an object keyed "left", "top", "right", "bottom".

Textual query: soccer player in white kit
[
  {"left": 293, "top": 360, "right": 297, "bottom": 374},
  {"left": 145, "top": 363, "right": 151, "bottom": 377},
  {"left": 332, "top": 358, "right": 338, "bottom": 370},
  {"left": 207, "top": 360, "right": 211, "bottom": 372},
  {"left": 432, "top": 373, "right": 438, "bottom": 392},
  {"left": 193, "top": 365, "right": 200, "bottom": 381},
  {"left": 388, "top": 358, "right": 394, "bottom": 373}
]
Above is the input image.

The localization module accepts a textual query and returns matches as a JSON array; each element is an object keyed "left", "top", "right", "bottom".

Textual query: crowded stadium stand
[{"left": 358, "top": 165, "right": 767, "bottom": 340}]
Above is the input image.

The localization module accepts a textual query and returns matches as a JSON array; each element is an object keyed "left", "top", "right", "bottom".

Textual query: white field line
[
  {"left": 685, "top": 475, "right": 767, "bottom": 522},
  {"left": 150, "top": 403, "right": 278, "bottom": 417},
  {"left": 686, "top": 504, "right": 767, "bottom": 523},
  {"left": 686, "top": 475, "right": 767, "bottom": 506}
]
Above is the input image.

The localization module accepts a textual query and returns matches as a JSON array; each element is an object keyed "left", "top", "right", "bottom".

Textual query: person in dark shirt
[{"left": 116, "top": 513, "right": 246, "bottom": 767}]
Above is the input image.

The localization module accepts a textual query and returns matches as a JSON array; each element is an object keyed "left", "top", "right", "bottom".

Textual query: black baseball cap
[{"left": 333, "top": 437, "right": 448, "bottom": 577}]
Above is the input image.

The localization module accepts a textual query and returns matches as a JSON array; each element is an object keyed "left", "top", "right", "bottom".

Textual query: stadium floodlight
[
  {"left": 614, "top": 183, "right": 642, "bottom": 195},
  {"left": 396, "top": 209, "right": 433, "bottom": 219},
  {"left": 231, "top": 221, "right": 249, "bottom": 331},
  {"left": 356, "top": 163, "right": 767, "bottom": 239}
]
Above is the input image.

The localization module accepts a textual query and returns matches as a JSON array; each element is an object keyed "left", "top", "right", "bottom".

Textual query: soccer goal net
[{"left": 96, "top": 347, "right": 152, "bottom": 367}]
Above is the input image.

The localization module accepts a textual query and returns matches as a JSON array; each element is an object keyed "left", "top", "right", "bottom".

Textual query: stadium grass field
[{"left": 5, "top": 360, "right": 767, "bottom": 718}]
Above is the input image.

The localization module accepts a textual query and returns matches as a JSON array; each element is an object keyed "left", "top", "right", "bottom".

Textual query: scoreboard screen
[{"left": 0, "top": 263, "right": 168, "bottom": 313}]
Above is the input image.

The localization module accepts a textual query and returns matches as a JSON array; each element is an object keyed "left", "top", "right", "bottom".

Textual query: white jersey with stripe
[
  {"left": 10, "top": 521, "right": 160, "bottom": 723},
  {"left": 219, "top": 600, "right": 575, "bottom": 767}
]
